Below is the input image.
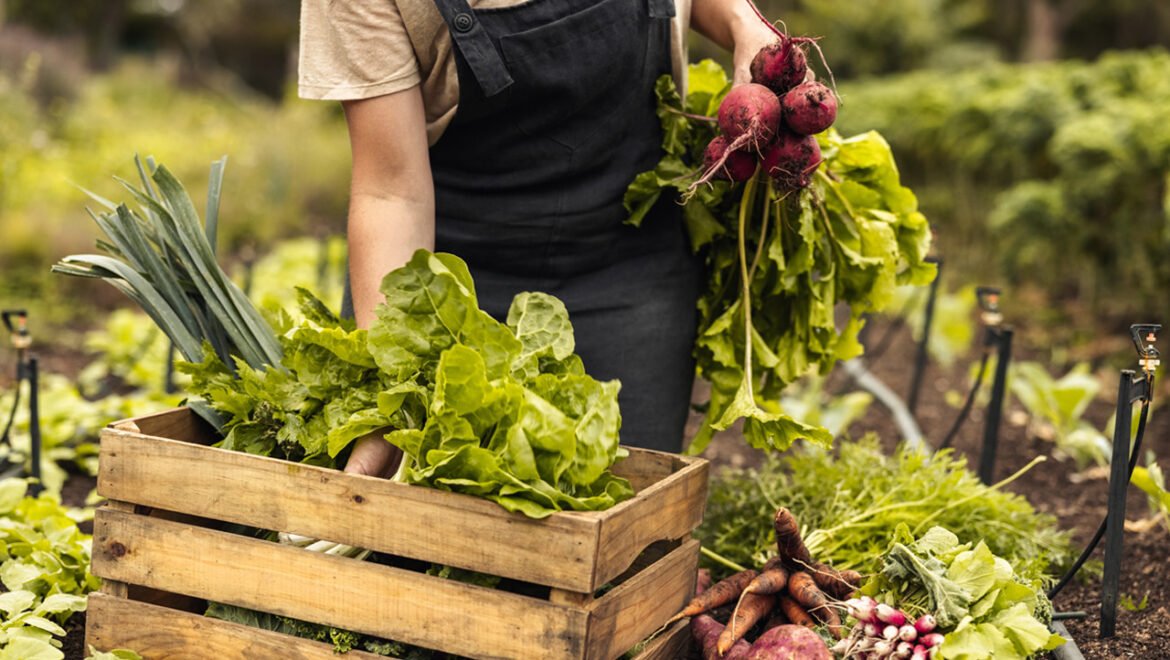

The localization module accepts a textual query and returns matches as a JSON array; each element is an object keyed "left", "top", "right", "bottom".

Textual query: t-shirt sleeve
[{"left": 298, "top": 0, "right": 422, "bottom": 101}]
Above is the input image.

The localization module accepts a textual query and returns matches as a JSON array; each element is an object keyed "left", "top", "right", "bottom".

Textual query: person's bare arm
[
  {"left": 341, "top": 87, "right": 433, "bottom": 477},
  {"left": 343, "top": 87, "right": 435, "bottom": 330},
  {"left": 690, "top": 0, "right": 780, "bottom": 84}
]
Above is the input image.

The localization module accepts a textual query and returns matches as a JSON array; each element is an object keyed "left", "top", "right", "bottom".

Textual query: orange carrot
[
  {"left": 667, "top": 569, "right": 758, "bottom": 625},
  {"left": 718, "top": 591, "right": 777, "bottom": 655},
  {"left": 777, "top": 594, "right": 815, "bottom": 628},
  {"left": 773, "top": 507, "right": 813, "bottom": 568},
  {"left": 788, "top": 571, "right": 843, "bottom": 638},
  {"left": 742, "top": 558, "right": 790, "bottom": 596},
  {"left": 808, "top": 561, "right": 862, "bottom": 599}
]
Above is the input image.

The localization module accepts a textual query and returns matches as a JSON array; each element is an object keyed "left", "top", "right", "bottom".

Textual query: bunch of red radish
[
  {"left": 698, "top": 33, "right": 838, "bottom": 191},
  {"left": 833, "top": 597, "right": 943, "bottom": 659}
]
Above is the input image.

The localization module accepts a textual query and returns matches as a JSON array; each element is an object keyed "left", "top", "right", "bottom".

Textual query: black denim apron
[{"left": 424, "top": 0, "right": 701, "bottom": 451}]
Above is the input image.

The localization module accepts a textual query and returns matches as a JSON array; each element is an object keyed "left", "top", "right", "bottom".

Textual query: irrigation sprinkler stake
[
  {"left": 1100, "top": 324, "right": 1160, "bottom": 638},
  {"left": 26, "top": 358, "right": 42, "bottom": 497},
  {"left": 0, "top": 310, "right": 44, "bottom": 491},
  {"left": 907, "top": 256, "right": 942, "bottom": 415},
  {"left": 974, "top": 288, "right": 1010, "bottom": 485}
]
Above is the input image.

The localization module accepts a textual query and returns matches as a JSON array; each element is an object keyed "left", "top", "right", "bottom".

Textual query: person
[{"left": 299, "top": 0, "right": 776, "bottom": 477}]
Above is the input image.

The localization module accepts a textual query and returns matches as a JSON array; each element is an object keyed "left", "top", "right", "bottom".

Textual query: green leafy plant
[
  {"left": 625, "top": 61, "right": 935, "bottom": 455},
  {"left": 1132, "top": 452, "right": 1170, "bottom": 532},
  {"left": 1119, "top": 592, "right": 1151, "bottom": 613},
  {"left": 861, "top": 525, "right": 1065, "bottom": 659},
  {"left": 0, "top": 480, "right": 101, "bottom": 660},
  {"left": 184, "top": 254, "right": 634, "bottom": 519},
  {"left": 696, "top": 438, "right": 1072, "bottom": 582},
  {"left": 836, "top": 50, "right": 1170, "bottom": 312},
  {"left": 1009, "top": 361, "right": 1110, "bottom": 467}
]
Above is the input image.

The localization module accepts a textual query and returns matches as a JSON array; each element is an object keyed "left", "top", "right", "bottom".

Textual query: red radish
[
  {"left": 750, "top": 39, "right": 809, "bottom": 96},
  {"left": 876, "top": 604, "right": 907, "bottom": 626},
  {"left": 914, "top": 614, "right": 937, "bottom": 634},
  {"left": 922, "top": 633, "right": 945, "bottom": 647},
  {"left": 782, "top": 81, "right": 838, "bottom": 136},
  {"left": 704, "top": 136, "right": 758, "bottom": 182},
  {"left": 899, "top": 624, "right": 918, "bottom": 642},
  {"left": 761, "top": 130, "right": 821, "bottom": 189},
  {"left": 717, "top": 83, "right": 782, "bottom": 147}
]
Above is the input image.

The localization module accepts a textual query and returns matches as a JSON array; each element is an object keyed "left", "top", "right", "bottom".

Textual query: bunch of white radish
[{"left": 831, "top": 596, "right": 943, "bottom": 659}]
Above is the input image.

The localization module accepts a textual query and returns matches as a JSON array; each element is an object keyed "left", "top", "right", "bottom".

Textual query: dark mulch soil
[
  {"left": 50, "top": 318, "right": 1170, "bottom": 658},
  {"left": 693, "top": 318, "right": 1170, "bottom": 659}
]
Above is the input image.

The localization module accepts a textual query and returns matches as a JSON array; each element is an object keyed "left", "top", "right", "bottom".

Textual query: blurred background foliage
[{"left": 0, "top": 0, "right": 1167, "bottom": 342}]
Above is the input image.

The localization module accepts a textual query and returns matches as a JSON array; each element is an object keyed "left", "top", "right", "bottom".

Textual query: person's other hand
[
  {"left": 343, "top": 430, "right": 402, "bottom": 479},
  {"left": 732, "top": 20, "right": 780, "bottom": 86}
]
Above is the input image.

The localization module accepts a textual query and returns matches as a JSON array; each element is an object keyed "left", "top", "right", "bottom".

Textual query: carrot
[
  {"left": 777, "top": 594, "right": 815, "bottom": 628},
  {"left": 728, "top": 557, "right": 790, "bottom": 634},
  {"left": 787, "top": 571, "right": 844, "bottom": 638},
  {"left": 773, "top": 507, "right": 813, "bottom": 568},
  {"left": 718, "top": 591, "right": 777, "bottom": 655},
  {"left": 808, "top": 561, "right": 862, "bottom": 599},
  {"left": 667, "top": 569, "right": 758, "bottom": 625},
  {"left": 743, "top": 558, "right": 790, "bottom": 596}
]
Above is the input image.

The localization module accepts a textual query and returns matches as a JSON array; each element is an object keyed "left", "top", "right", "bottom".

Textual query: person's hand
[
  {"left": 731, "top": 19, "right": 781, "bottom": 86},
  {"left": 343, "top": 430, "right": 403, "bottom": 479}
]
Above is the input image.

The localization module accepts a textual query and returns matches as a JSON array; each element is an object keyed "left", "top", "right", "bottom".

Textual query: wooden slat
[
  {"left": 592, "top": 458, "right": 708, "bottom": 589},
  {"left": 92, "top": 508, "right": 587, "bottom": 660},
  {"left": 585, "top": 538, "right": 699, "bottom": 660},
  {"left": 630, "top": 620, "right": 692, "bottom": 660},
  {"left": 98, "top": 421, "right": 602, "bottom": 593},
  {"left": 87, "top": 592, "right": 387, "bottom": 660},
  {"left": 610, "top": 450, "right": 678, "bottom": 492},
  {"left": 111, "top": 407, "right": 213, "bottom": 445}
]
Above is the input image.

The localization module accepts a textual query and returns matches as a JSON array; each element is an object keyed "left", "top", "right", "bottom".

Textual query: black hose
[
  {"left": 1047, "top": 395, "right": 1151, "bottom": 600},
  {"left": 937, "top": 350, "right": 991, "bottom": 451}
]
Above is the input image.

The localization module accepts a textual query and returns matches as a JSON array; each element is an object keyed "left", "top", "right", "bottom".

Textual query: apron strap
[
  {"left": 647, "top": 0, "right": 675, "bottom": 19},
  {"left": 433, "top": 0, "right": 514, "bottom": 97}
]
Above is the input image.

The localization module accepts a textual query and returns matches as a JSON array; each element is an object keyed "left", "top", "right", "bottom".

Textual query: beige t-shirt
[{"left": 298, "top": 0, "right": 691, "bottom": 145}]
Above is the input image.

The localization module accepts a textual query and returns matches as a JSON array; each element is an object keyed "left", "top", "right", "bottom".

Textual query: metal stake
[
  {"left": 27, "top": 357, "right": 42, "bottom": 497},
  {"left": 978, "top": 327, "right": 1013, "bottom": 485},
  {"left": 1100, "top": 325, "right": 1159, "bottom": 637},
  {"left": 908, "top": 257, "right": 942, "bottom": 415}
]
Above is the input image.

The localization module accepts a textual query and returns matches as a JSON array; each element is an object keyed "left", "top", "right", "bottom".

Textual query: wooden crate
[{"left": 86, "top": 408, "right": 708, "bottom": 660}]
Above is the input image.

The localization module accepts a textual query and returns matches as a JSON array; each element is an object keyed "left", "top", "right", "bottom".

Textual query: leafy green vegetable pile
[
  {"left": 861, "top": 526, "right": 1065, "bottom": 659},
  {"left": 0, "top": 480, "right": 97, "bottom": 660},
  {"left": 696, "top": 438, "right": 1073, "bottom": 583},
  {"left": 624, "top": 61, "right": 935, "bottom": 454},
  {"left": 183, "top": 251, "right": 632, "bottom": 519}
]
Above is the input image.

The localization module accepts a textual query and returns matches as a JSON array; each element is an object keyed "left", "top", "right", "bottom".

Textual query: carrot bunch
[{"left": 672, "top": 507, "right": 863, "bottom": 657}]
